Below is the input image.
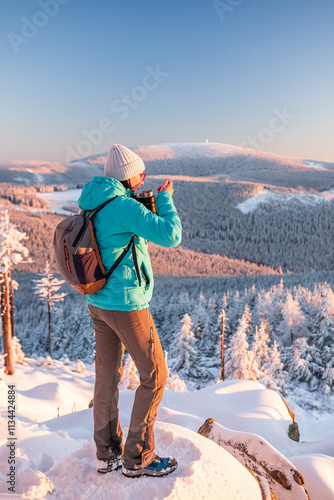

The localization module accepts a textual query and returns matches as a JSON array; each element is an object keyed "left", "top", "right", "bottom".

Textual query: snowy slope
[
  {"left": 2, "top": 141, "right": 334, "bottom": 189},
  {"left": 1, "top": 357, "right": 334, "bottom": 499},
  {"left": 236, "top": 187, "right": 334, "bottom": 214}
]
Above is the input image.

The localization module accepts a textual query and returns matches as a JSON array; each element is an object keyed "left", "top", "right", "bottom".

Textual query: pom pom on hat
[{"left": 104, "top": 144, "right": 145, "bottom": 180}]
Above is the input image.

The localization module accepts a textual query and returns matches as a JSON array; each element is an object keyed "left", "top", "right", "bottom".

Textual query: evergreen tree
[
  {"left": 256, "top": 285, "right": 283, "bottom": 334},
  {"left": 322, "top": 351, "right": 334, "bottom": 393},
  {"left": 225, "top": 310, "right": 259, "bottom": 381},
  {"left": 171, "top": 313, "right": 200, "bottom": 379},
  {"left": 284, "top": 337, "right": 323, "bottom": 390},
  {"left": 167, "top": 373, "right": 188, "bottom": 392},
  {"left": 261, "top": 340, "right": 286, "bottom": 391},
  {"left": 243, "top": 303, "right": 252, "bottom": 339},
  {"left": 251, "top": 320, "right": 270, "bottom": 367},
  {"left": 121, "top": 355, "right": 140, "bottom": 390},
  {"left": 192, "top": 293, "right": 212, "bottom": 354},
  {"left": 278, "top": 291, "right": 308, "bottom": 346},
  {"left": 313, "top": 284, "right": 334, "bottom": 348},
  {"left": 165, "top": 350, "right": 188, "bottom": 393},
  {"left": 11, "top": 335, "right": 27, "bottom": 366},
  {"left": 289, "top": 343, "right": 310, "bottom": 381},
  {"left": 226, "top": 289, "right": 243, "bottom": 334}
]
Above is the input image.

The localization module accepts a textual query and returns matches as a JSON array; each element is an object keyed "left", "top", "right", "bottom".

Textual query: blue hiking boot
[{"left": 122, "top": 455, "right": 178, "bottom": 478}]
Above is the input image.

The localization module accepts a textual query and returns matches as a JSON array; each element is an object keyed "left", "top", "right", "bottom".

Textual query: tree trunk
[
  {"left": 221, "top": 310, "right": 226, "bottom": 381},
  {"left": 48, "top": 289, "right": 52, "bottom": 358},
  {"left": 1, "top": 268, "right": 14, "bottom": 375}
]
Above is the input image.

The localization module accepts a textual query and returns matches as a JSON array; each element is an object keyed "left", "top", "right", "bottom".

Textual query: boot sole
[
  {"left": 97, "top": 460, "right": 123, "bottom": 474},
  {"left": 122, "top": 463, "right": 178, "bottom": 478}
]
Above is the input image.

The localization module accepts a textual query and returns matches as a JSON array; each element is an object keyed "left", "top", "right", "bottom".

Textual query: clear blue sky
[{"left": 1, "top": 0, "right": 334, "bottom": 162}]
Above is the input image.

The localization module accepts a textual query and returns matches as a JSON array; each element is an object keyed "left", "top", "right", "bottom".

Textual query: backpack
[{"left": 53, "top": 197, "right": 142, "bottom": 294}]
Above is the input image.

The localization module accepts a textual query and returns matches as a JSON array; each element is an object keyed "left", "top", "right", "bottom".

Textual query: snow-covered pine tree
[
  {"left": 206, "top": 296, "right": 221, "bottom": 356},
  {"left": 171, "top": 313, "right": 200, "bottom": 379},
  {"left": 11, "top": 335, "right": 27, "bottom": 366},
  {"left": 178, "top": 290, "right": 192, "bottom": 315},
  {"left": 288, "top": 342, "right": 310, "bottom": 382},
  {"left": 261, "top": 340, "right": 286, "bottom": 391},
  {"left": 121, "top": 355, "right": 140, "bottom": 390},
  {"left": 226, "top": 289, "right": 243, "bottom": 335},
  {"left": 278, "top": 291, "right": 308, "bottom": 346},
  {"left": 192, "top": 292, "right": 213, "bottom": 354},
  {"left": 283, "top": 337, "right": 323, "bottom": 390},
  {"left": 168, "top": 372, "right": 188, "bottom": 392},
  {"left": 225, "top": 308, "right": 259, "bottom": 381},
  {"left": 0, "top": 210, "right": 29, "bottom": 374},
  {"left": 251, "top": 320, "right": 270, "bottom": 367},
  {"left": 243, "top": 303, "right": 252, "bottom": 339},
  {"left": 322, "top": 349, "right": 334, "bottom": 393},
  {"left": 33, "top": 262, "right": 67, "bottom": 358},
  {"left": 313, "top": 284, "right": 334, "bottom": 348},
  {"left": 165, "top": 350, "right": 188, "bottom": 393}
]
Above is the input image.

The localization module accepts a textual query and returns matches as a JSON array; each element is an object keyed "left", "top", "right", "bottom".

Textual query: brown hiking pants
[{"left": 88, "top": 303, "right": 167, "bottom": 468}]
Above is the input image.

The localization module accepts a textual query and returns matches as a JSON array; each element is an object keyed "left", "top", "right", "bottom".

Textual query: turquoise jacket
[{"left": 77, "top": 176, "right": 182, "bottom": 311}]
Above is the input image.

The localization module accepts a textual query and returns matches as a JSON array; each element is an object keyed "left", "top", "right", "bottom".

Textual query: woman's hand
[{"left": 157, "top": 180, "right": 174, "bottom": 196}]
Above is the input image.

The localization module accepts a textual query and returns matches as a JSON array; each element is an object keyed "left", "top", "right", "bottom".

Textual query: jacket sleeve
[{"left": 115, "top": 191, "right": 182, "bottom": 248}]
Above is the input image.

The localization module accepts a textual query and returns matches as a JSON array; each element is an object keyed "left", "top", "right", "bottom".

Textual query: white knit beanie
[{"left": 104, "top": 144, "right": 145, "bottom": 180}]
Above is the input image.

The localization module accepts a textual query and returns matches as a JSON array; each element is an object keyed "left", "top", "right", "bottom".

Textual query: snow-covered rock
[{"left": 198, "top": 418, "right": 309, "bottom": 500}]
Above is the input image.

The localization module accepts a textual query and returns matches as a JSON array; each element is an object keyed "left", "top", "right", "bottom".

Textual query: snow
[
  {"left": 289, "top": 454, "right": 334, "bottom": 500},
  {"left": 36, "top": 189, "right": 81, "bottom": 214},
  {"left": 1, "top": 358, "right": 333, "bottom": 498},
  {"left": 26, "top": 169, "right": 44, "bottom": 183},
  {"left": 0, "top": 358, "right": 264, "bottom": 500},
  {"left": 75, "top": 141, "right": 311, "bottom": 168},
  {"left": 304, "top": 161, "right": 328, "bottom": 170},
  {"left": 149, "top": 174, "right": 226, "bottom": 183},
  {"left": 134, "top": 142, "right": 248, "bottom": 161},
  {"left": 236, "top": 187, "right": 334, "bottom": 214},
  {"left": 0, "top": 160, "right": 61, "bottom": 170},
  {"left": 133, "top": 142, "right": 304, "bottom": 164},
  {"left": 0, "top": 419, "right": 262, "bottom": 500}
]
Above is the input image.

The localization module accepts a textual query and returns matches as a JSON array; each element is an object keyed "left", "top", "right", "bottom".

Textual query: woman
[{"left": 78, "top": 144, "right": 182, "bottom": 477}]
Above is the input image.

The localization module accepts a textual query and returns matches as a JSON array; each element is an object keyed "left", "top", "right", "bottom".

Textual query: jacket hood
[{"left": 78, "top": 176, "right": 131, "bottom": 210}]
